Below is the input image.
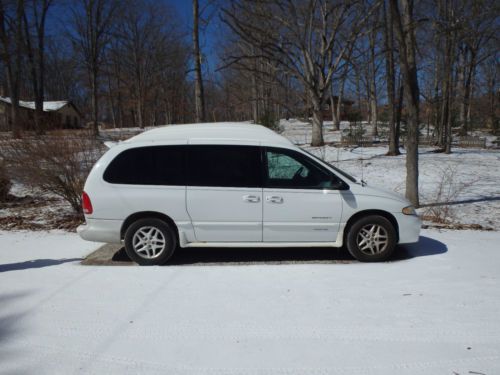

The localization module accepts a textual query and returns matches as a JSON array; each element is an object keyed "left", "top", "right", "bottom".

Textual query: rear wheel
[
  {"left": 346, "top": 215, "right": 397, "bottom": 262},
  {"left": 124, "top": 218, "right": 176, "bottom": 265}
]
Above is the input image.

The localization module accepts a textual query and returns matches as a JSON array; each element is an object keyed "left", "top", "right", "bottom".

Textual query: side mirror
[{"left": 330, "top": 177, "right": 349, "bottom": 190}]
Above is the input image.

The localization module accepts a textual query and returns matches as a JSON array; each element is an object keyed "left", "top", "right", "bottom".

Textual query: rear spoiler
[{"left": 104, "top": 141, "right": 118, "bottom": 149}]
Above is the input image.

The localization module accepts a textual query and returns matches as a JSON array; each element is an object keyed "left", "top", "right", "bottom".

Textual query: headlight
[{"left": 402, "top": 206, "right": 416, "bottom": 215}]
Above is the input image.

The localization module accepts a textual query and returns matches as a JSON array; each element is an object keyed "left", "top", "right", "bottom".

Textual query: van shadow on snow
[
  {"left": 392, "top": 236, "right": 448, "bottom": 261},
  {"left": 0, "top": 258, "right": 83, "bottom": 273},
  {"left": 106, "top": 235, "right": 447, "bottom": 266}
]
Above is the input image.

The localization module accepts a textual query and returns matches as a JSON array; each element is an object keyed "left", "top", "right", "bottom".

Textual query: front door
[
  {"left": 186, "top": 144, "right": 263, "bottom": 242},
  {"left": 263, "top": 147, "right": 343, "bottom": 242}
]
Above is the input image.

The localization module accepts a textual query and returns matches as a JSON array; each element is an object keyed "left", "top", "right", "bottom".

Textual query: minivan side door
[
  {"left": 262, "top": 147, "right": 344, "bottom": 242},
  {"left": 186, "top": 144, "right": 263, "bottom": 242}
]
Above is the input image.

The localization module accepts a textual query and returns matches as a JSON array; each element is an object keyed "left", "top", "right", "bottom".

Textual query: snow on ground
[
  {"left": 280, "top": 119, "right": 500, "bottom": 230},
  {"left": 1, "top": 229, "right": 500, "bottom": 374},
  {"left": 1, "top": 120, "right": 500, "bottom": 374},
  {"left": 4, "top": 119, "right": 497, "bottom": 231}
]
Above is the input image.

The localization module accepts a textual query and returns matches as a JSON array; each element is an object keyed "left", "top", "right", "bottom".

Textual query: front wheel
[
  {"left": 124, "top": 218, "right": 176, "bottom": 265},
  {"left": 346, "top": 215, "right": 397, "bottom": 262}
]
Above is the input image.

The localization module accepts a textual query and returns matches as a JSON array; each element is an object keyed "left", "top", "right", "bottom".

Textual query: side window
[
  {"left": 187, "top": 145, "right": 261, "bottom": 188},
  {"left": 265, "top": 148, "right": 338, "bottom": 189},
  {"left": 104, "top": 146, "right": 185, "bottom": 185}
]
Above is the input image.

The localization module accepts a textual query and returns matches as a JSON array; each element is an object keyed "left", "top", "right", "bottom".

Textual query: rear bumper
[
  {"left": 77, "top": 218, "right": 122, "bottom": 244},
  {"left": 394, "top": 213, "right": 422, "bottom": 244}
]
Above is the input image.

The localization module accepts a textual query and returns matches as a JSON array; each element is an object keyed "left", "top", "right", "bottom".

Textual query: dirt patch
[
  {"left": 420, "top": 215, "right": 494, "bottom": 231},
  {"left": 81, "top": 244, "right": 358, "bottom": 266},
  {"left": 82, "top": 244, "right": 134, "bottom": 266},
  {"left": 0, "top": 192, "right": 82, "bottom": 231}
]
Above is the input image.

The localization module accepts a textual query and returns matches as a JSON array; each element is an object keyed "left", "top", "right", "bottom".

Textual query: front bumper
[{"left": 393, "top": 212, "right": 422, "bottom": 244}]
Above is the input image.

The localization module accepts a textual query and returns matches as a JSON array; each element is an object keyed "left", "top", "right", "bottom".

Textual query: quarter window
[
  {"left": 104, "top": 146, "right": 185, "bottom": 185},
  {"left": 187, "top": 145, "right": 261, "bottom": 187}
]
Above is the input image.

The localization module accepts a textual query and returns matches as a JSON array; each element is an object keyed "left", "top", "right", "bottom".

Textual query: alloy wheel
[
  {"left": 132, "top": 226, "right": 167, "bottom": 259},
  {"left": 356, "top": 224, "right": 389, "bottom": 255}
]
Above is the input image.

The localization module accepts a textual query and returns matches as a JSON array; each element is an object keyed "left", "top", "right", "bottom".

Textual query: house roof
[
  {"left": 0, "top": 96, "right": 70, "bottom": 112},
  {"left": 326, "top": 95, "right": 355, "bottom": 105}
]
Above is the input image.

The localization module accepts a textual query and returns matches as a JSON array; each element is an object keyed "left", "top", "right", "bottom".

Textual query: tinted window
[
  {"left": 104, "top": 146, "right": 185, "bottom": 185},
  {"left": 187, "top": 145, "right": 261, "bottom": 187},
  {"left": 265, "top": 148, "right": 340, "bottom": 189},
  {"left": 302, "top": 149, "right": 357, "bottom": 183}
]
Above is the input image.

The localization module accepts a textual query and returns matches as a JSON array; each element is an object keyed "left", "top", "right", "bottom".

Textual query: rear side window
[
  {"left": 187, "top": 145, "right": 261, "bottom": 187},
  {"left": 104, "top": 146, "right": 185, "bottom": 185}
]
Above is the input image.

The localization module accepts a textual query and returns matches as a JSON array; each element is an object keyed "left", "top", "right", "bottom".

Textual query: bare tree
[
  {"left": 456, "top": 0, "right": 498, "bottom": 134},
  {"left": 222, "top": 0, "right": 372, "bottom": 146},
  {"left": 193, "top": 0, "right": 206, "bottom": 122},
  {"left": 383, "top": 0, "right": 400, "bottom": 155},
  {"left": 45, "top": 38, "right": 84, "bottom": 103},
  {"left": 70, "top": 0, "right": 118, "bottom": 136},
  {"left": 390, "top": 0, "right": 420, "bottom": 206},
  {"left": 368, "top": 9, "right": 378, "bottom": 136},
  {"left": 0, "top": 0, "right": 24, "bottom": 137},
  {"left": 103, "top": 0, "right": 189, "bottom": 128},
  {"left": 22, "top": 0, "right": 52, "bottom": 134}
]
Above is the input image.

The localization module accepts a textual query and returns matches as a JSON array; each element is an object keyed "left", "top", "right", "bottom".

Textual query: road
[{"left": 1, "top": 229, "right": 500, "bottom": 375}]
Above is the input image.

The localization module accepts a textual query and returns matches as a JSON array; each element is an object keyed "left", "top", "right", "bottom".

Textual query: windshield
[{"left": 301, "top": 149, "right": 357, "bottom": 183}]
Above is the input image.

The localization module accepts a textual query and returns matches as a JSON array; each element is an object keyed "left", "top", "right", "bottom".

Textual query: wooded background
[{"left": 0, "top": 0, "right": 498, "bottom": 206}]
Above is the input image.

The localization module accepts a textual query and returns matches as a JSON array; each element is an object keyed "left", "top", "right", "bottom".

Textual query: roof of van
[{"left": 126, "top": 122, "right": 293, "bottom": 146}]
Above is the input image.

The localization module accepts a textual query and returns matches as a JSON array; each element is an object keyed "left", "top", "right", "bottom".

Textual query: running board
[{"left": 183, "top": 241, "right": 341, "bottom": 248}]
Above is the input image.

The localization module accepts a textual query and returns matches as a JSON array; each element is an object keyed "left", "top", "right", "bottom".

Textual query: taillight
[{"left": 82, "top": 191, "right": 93, "bottom": 215}]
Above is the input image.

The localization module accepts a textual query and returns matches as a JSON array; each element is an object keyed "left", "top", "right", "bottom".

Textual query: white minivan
[{"left": 78, "top": 123, "right": 421, "bottom": 265}]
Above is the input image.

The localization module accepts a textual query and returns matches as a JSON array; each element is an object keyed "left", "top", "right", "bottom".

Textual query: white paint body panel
[
  {"left": 78, "top": 123, "right": 421, "bottom": 247},
  {"left": 263, "top": 188, "right": 342, "bottom": 242},
  {"left": 186, "top": 187, "right": 263, "bottom": 242}
]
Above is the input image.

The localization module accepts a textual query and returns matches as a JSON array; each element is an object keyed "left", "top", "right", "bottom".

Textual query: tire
[
  {"left": 124, "top": 218, "right": 177, "bottom": 265},
  {"left": 346, "top": 215, "right": 397, "bottom": 262}
]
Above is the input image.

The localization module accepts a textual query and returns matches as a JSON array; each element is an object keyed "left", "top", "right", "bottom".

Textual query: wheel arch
[
  {"left": 343, "top": 210, "right": 399, "bottom": 244},
  {"left": 121, "top": 211, "right": 179, "bottom": 243}
]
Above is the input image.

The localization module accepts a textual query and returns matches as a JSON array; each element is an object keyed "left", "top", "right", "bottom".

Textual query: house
[
  {"left": 0, "top": 97, "right": 83, "bottom": 131},
  {"left": 322, "top": 96, "right": 355, "bottom": 121}
]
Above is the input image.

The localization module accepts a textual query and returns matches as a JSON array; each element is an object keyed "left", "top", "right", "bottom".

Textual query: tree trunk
[
  {"left": 137, "top": 99, "right": 144, "bottom": 129},
  {"left": 107, "top": 75, "right": 117, "bottom": 128},
  {"left": 432, "top": 58, "right": 440, "bottom": 141},
  {"left": 384, "top": 0, "right": 400, "bottom": 156},
  {"left": 21, "top": 1, "right": 49, "bottom": 135},
  {"left": 13, "top": 0, "right": 24, "bottom": 136},
  {"left": 396, "top": 76, "right": 404, "bottom": 143},
  {"left": 311, "top": 95, "right": 324, "bottom": 146},
  {"left": 442, "top": 31, "right": 454, "bottom": 154},
  {"left": 390, "top": 0, "right": 419, "bottom": 207},
  {"left": 466, "top": 62, "right": 476, "bottom": 126},
  {"left": 330, "top": 93, "right": 338, "bottom": 130},
  {"left": 457, "top": 44, "right": 467, "bottom": 133},
  {"left": 335, "top": 69, "right": 347, "bottom": 131},
  {"left": 251, "top": 68, "right": 259, "bottom": 123},
  {"left": 36, "top": 7, "right": 47, "bottom": 134},
  {"left": 462, "top": 50, "right": 476, "bottom": 133},
  {"left": 0, "top": 0, "right": 24, "bottom": 137},
  {"left": 91, "top": 71, "right": 99, "bottom": 136},
  {"left": 193, "top": 0, "right": 205, "bottom": 122},
  {"left": 369, "top": 24, "right": 378, "bottom": 137}
]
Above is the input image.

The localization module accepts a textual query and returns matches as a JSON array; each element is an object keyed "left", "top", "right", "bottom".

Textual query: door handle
[
  {"left": 266, "top": 196, "right": 283, "bottom": 204},
  {"left": 243, "top": 195, "right": 260, "bottom": 203}
]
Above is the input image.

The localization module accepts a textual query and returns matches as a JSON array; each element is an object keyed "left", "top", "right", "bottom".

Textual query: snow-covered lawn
[
  {"left": 1, "top": 230, "right": 500, "bottom": 374},
  {"left": 280, "top": 119, "right": 500, "bottom": 230},
  {"left": 1, "top": 120, "right": 499, "bottom": 374},
  {"left": 2, "top": 120, "right": 498, "bottom": 231}
]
